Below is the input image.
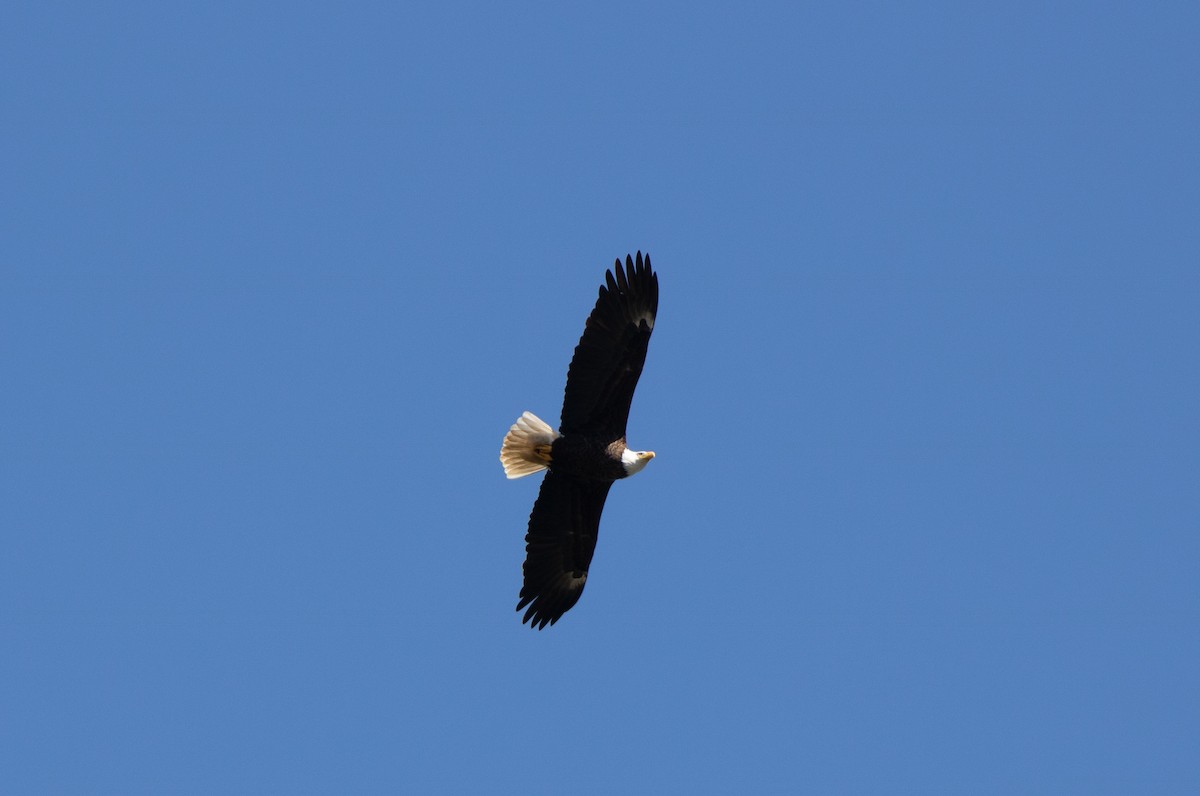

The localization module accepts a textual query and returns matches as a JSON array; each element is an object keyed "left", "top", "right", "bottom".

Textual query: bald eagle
[{"left": 499, "top": 252, "right": 658, "bottom": 629}]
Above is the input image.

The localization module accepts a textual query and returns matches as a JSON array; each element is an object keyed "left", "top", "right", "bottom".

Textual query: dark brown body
[{"left": 548, "top": 434, "right": 629, "bottom": 482}]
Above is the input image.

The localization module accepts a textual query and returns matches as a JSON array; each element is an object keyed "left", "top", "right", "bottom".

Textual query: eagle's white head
[{"left": 621, "top": 448, "right": 655, "bottom": 476}]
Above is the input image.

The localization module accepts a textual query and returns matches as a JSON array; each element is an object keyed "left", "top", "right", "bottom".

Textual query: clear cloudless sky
[{"left": 2, "top": 2, "right": 1198, "bottom": 793}]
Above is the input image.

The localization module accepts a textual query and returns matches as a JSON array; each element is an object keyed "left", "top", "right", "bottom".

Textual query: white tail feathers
[{"left": 500, "top": 411, "right": 560, "bottom": 479}]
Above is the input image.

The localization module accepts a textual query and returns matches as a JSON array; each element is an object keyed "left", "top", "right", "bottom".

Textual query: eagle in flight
[{"left": 500, "top": 252, "right": 658, "bottom": 629}]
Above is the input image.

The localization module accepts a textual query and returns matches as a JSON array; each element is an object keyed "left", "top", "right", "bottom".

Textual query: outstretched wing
[
  {"left": 559, "top": 252, "right": 658, "bottom": 438},
  {"left": 516, "top": 470, "right": 613, "bottom": 629}
]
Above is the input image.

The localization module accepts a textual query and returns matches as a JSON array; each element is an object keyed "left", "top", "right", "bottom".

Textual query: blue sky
[{"left": 3, "top": 2, "right": 1198, "bottom": 792}]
